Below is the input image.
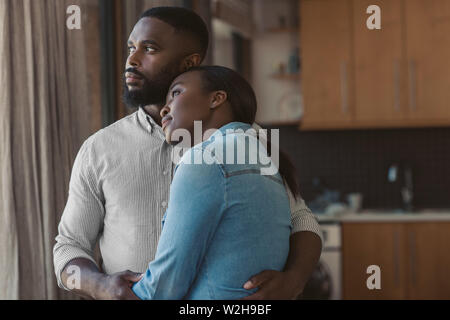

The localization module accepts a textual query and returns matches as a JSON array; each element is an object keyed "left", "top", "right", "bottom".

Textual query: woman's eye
[
  {"left": 145, "top": 47, "right": 156, "bottom": 53},
  {"left": 172, "top": 90, "right": 180, "bottom": 97},
  {"left": 128, "top": 47, "right": 135, "bottom": 54}
]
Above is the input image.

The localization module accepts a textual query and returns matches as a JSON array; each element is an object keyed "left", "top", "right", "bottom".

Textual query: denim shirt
[{"left": 132, "top": 122, "right": 292, "bottom": 299}]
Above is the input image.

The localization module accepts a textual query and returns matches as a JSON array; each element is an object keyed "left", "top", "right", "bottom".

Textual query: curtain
[{"left": 0, "top": 0, "right": 101, "bottom": 299}]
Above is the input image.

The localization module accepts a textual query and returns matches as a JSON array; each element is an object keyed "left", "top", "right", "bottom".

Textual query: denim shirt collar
[{"left": 209, "top": 122, "right": 253, "bottom": 141}]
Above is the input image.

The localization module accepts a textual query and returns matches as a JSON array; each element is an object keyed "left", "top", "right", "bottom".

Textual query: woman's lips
[{"left": 161, "top": 118, "right": 172, "bottom": 131}]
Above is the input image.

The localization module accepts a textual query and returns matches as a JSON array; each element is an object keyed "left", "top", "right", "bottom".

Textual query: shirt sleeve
[
  {"left": 53, "top": 139, "right": 105, "bottom": 290},
  {"left": 132, "top": 148, "right": 226, "bottom": 300},
  {"left": 252, "top": 122, "right": 323, "bottom": 243},
  {"left": 286, "top": 185, "right": 323, "bottom": 244}
]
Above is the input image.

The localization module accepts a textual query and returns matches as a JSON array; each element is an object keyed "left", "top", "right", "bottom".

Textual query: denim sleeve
[{"left": 132, "top": 148, "right": 226, "bottom": 299}]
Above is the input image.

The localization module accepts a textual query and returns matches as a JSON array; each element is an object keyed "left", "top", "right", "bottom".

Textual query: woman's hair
[{"left": 186, "top": 65, "right": 301, "bottom": 199}]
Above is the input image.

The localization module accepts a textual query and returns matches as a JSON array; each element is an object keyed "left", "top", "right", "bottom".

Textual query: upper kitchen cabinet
[
  {"left": 299, "top": 0, "right": 450, "bottom": 130},
  {"left": 404, "top": 0, "right": 450, "bottom": 124},
  {"left": 353, "top": 0, "right": 405, "bottom": 124},
  {"left": 300, "top": 0, "right": 354, "bottom": 129}
]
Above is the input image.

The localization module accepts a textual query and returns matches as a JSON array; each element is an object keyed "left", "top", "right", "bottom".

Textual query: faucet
[{"left": 388, "top": 164, "right": 414, "bottom": 212}]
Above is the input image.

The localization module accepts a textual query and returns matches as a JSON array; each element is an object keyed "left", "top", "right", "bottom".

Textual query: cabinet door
[
  {"left": 300, "top": 0, "right": 353, "bottom": 129},
  {"left": 405, "top": 0, "right": 450, "bottom": 123},
  {"left": 407, "top": 222, "right": 450, "bottom": 299},
  {"left": 342, "top": 223, "right": 408, "bottom": 299},
  {"left": 353, "top": 0, "right": 405, "bottom": 124}
]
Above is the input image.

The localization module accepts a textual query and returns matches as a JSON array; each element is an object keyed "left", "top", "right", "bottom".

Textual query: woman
[{"left": 132, "top": 66, "right": 300, "bottom": 299}]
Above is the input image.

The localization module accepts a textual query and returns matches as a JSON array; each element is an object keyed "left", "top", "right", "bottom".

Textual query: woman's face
[{"left": 160, "top": 71, "right": 214, "bottom": 145}]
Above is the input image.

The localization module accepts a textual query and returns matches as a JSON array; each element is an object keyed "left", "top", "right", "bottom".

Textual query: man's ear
[
  {"left": 210, "top": 91, "right": 227, "bottom": 110},
  {"left": 182, "top": 53, "right": 202, "bottom": 71}
]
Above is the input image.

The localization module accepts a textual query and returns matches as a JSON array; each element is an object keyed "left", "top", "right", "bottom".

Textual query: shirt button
[
  {"left": 163, "top": 170, "right": 168, "bottom": 175},
  {"left": 161, "top": 201, "right": 167, "bottom": 208}
]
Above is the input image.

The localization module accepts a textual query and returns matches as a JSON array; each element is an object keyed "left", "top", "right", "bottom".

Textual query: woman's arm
[{"left": 132, "top": 148, "right": 226, "bottom": 299}]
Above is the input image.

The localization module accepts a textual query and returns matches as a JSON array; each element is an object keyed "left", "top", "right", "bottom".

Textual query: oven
[{"left": 300, "top": 222, "right": 342, "bottom": 300}]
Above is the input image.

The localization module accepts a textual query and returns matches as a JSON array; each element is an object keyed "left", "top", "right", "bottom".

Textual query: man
[{"left": 53, "top": 6, "right": 322, "bottom": 300}]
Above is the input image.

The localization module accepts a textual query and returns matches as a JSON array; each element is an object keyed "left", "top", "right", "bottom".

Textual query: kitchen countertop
[{"left": 316, "top": 209, "right": 450, "bottom": 223}]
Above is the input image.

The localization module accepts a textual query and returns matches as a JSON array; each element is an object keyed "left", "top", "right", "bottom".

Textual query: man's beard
[{"left": 122, "top": 66, "right": 179, "bottom": 108}]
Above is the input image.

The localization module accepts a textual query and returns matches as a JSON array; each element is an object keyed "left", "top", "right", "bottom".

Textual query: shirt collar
[
  {"left": 138, "top": 107, "right": 157, "bottom": 134},
  {"left": 210, "top": 122, "right": 253, "bottom": 140},
  {"left": 138, "top": 111, "right": 256, "bottom": 142}
]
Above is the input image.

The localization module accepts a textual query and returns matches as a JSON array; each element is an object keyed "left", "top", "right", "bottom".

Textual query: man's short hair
[{"left": 140, "top": 6, "right": 209, "bottom": 61}]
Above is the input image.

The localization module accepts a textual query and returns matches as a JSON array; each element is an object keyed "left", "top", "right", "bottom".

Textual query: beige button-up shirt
[{"left": 53, "top": 108, "right": 322, "bottom": 289}]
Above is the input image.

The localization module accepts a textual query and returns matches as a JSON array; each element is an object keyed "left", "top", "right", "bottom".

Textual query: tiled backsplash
[{"left": 267, "top": 125, "right": 450, "bottom": 210}]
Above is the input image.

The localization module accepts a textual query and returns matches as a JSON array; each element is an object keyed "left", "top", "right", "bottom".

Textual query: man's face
[{"left": 123, "top": 17, "right": 187, "bottom": 107}]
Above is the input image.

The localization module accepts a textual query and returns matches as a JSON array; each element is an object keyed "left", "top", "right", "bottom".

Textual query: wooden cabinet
[
  {"left": 352, "top": 0, "right": 405, "bottom": 124},
  {"left": 406, "top": 223, "right": 450, "bottom": 299},
  {"left": 300, "top": 0, "right": 353, "bottom": 127},
  {"left": 404, "top": 0, "right": 450, "bottom": 123},
  {"left": 342, "top": 222, "right": 450, "bottom": 299},
  {"left": 342, "top": 223, "right": 408, "bottom": 299},
  {"left": 299, "top": 0, "right": 450, "bottom": 130}
]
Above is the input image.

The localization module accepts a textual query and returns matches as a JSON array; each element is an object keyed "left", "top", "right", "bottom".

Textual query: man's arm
[
  {"left": 243, "top": 188, "right": 323, "bottom": 300},
  {"left": 243, "top": 231, "right": 322, "bottom": 300},
  {"left": 284, "top": 231, "right": 322, "bottom": 295},
  {"left": 53, "top": 139, "right": 141, "bottom": 299}
]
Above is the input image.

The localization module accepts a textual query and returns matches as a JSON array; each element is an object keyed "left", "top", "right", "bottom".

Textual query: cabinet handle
[
  {"left": 409, "top": 231, "right": 416, "bottom": 286},
  {"left": 409, "top": 61, "right": 417, "bottom": 110},
  {"left": 394, "top": 230, "right": 400, "bottom": 286},
  {"left": 394, "top": 60, "right": 400, "bottom": 112},
  {"left": 340, "top": 61, "right": 349, "bottom": 114}
]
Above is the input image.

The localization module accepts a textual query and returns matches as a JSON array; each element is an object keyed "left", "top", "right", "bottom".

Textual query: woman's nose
[{"left": 160, "top": 105, "right": 170, "bottom": 118}]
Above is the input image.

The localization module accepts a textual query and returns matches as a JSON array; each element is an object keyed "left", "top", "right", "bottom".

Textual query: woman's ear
[
  {"left": 210, "top": 91, "right": 227, "bottom": 110},
  {"left": 182, "top": 53, "right": 202, "bottom": 71}
]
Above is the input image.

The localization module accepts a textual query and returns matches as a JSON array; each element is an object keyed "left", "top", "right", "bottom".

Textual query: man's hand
[
  {"left": 93, "top": 270, "right": 144, "bottom": 300},
  {"left": 241, "top": 232, "right": 322, "bottom": 300},
  {"left": 241, "top": 270, "right": 301, "bottom": 300},
  {"left": 61, "top": 259, "right": 144, "bottom": 300}
]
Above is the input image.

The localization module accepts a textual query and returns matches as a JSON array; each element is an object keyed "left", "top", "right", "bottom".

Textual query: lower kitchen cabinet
[
  {"left": 342, "top": 222, "right": 450, "bottom": 299},
  {"left": 407, "top": 223, "right": 450, "bottom": 299},
  {"left": 342, "top": 223, "right": 408, "bottom": 299}
]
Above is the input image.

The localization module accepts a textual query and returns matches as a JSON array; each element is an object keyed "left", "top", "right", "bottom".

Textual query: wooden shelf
[
  {"left": 270, "top": 73, "right": 300, "bottom": 81},
  {"left": 299, "top": 118, "right": 450, "bottom": 131},
  {"left": 260, "top": 120, "right": 300, "bottom": 127},
  {"left": 266, "top": 27, "right": 299, "bottom": 34}
]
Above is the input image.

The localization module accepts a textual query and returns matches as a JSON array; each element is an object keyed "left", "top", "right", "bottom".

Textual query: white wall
[
  {"left": 212, "top": 18, "right": 235, "bottom": 70},
  {"left": 251, "top": 0, "right": 302, "bottom": 124}
]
